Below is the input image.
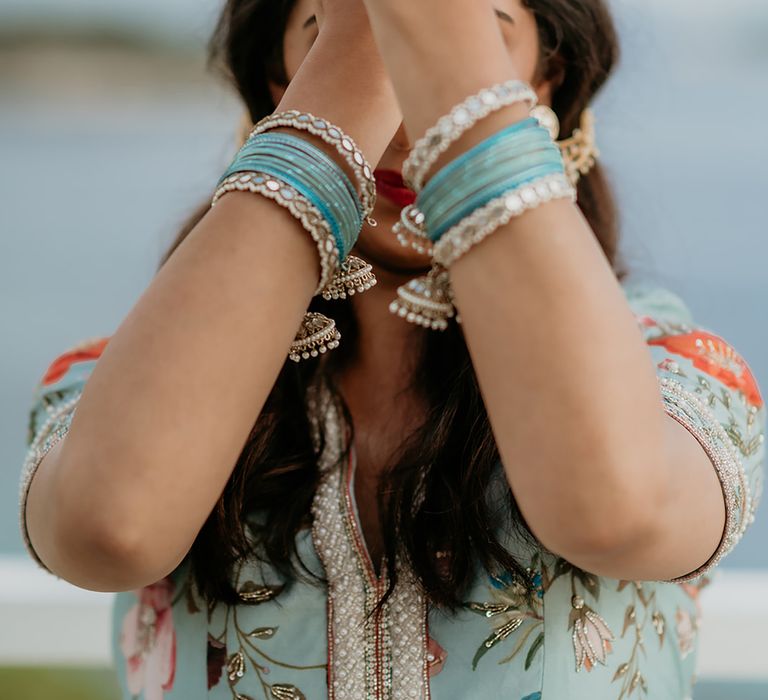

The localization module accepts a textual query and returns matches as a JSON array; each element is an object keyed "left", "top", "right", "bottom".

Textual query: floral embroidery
[
  {"left": 40, "top": 336, "right": 110, "bottom": 386},
  {"left": 207, "top": 634, "right": 227, "bottom": 689},
  {"left": 119, "top": 576, "right": 177, "bottom": 700},
  {"left": 673, "top": 578, "right": 708, "bottom": 661},
  {"left": 609, "top": 581, "right": 659, "bottom": 698},
  {"left": 465, "top": 562, "right": 544, "bottom": 671},
  {"left": 570, "top": 594, "right": 614, "bottom": 672},
  {"left": 675, "top": 607, "right": 697, "bottom": 659},
  {"left": 426, "top": 635, "right": 447, "bottom": 677},
  {"left": 467, "top": 553, "right": 616, "bottom": 676},
  {"left": 190, "top": 560, "right": 323, "bottom": 700},
  {"left": 648, "top": 329, "right": 763, "bottom": 409}
]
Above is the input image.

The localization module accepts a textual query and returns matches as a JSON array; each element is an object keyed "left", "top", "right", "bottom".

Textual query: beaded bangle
[
  {"left": 240, "top": 133, "right": 362, "bottom": 219},
  {"left": 213, "top": 172, "right": 339, "bottom": 295},
  {"left": 428, "top": 159, "right": 565, "bottom": 242},
  {"left": 222, "top": 155, "right": 357, "bottom": 259},
  {"left": 432, "top": 172, "right": 576, "bottom": 268},
  {"left": 217, "top": 132, "right": 364, "bottom": 261},
  {"left": 248, "top": 111, "right": 377, "bottom": 224},
  {"left": 402, "top": 79, "right": 538, "bottom": 193},
  {"left": 415, "top": 116, "right": 565, "bottom": 241},
  {"left": 417, "top": 118, "right": 548, "bottom": 209},
  {"left": 390, "top": 80, "right": 577, "bottom": 332},
  {"left": 214, "top": 117, "right": 379, "bottom": 363}
]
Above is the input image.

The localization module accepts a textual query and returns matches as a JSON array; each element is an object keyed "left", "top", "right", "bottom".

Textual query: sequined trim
[
  {"left": 657, "top": 376, "right": 749, "bottom": 583},
  {"left": 309, "top": 379, "right": 430, "bottom": 699},
  {"left": 18, "top": 389, "right": 83, "bottom": 574},
  {"left": 387, "top": 558, "right": 431, "bottom": 699}
]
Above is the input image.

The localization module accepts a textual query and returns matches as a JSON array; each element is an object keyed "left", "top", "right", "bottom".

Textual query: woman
[{"left": 18, "top": 0, "right": 765, "bottom": 698}]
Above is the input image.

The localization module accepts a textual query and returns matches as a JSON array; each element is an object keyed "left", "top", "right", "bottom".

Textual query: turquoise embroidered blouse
[{"left": 18, "top": 277, "right": 766, "bottom": 700}]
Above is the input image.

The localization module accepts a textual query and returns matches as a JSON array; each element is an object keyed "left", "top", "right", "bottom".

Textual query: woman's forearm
[
  {"left": 362, "top": 0, "right": 517, "bottom": 139},
  {"left": 27, "top": 194, "right": 320, "bottom": 591},
  {"left": 26, "top": 17, "right": 399, "bottom": 592},
  {"left": 363, "top": 0, "right": 676, "bottom": 567}
]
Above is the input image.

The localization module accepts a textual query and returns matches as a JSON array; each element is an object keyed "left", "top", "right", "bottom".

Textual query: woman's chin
[{"left": 353, "top": 225, "right": 432, "bottom": 277}]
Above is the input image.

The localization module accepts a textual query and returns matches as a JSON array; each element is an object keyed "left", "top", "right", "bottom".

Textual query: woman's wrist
[
  {"left": 276, "top": 15, "right": 400, "bottom": 165},
  {"left": 362, "top": 0, "right": 517, "bottom": 139}
]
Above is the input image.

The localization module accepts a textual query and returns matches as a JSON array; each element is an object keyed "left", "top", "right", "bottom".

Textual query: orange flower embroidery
[
  {"left": 648, "top": 330, "right": 763, "bottom": 409},
  {"left": 41, "top": 337, "right": 110, "bottom": 386}
]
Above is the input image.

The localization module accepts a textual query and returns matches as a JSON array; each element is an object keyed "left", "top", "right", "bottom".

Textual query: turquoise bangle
[
  {"left": 231, "top": 157, "right": 351, "bottom": 258},
  {"left": 429, "top": 161, "right": 565, "bottom": 241},
  {"left": 235, "top": 134, "right": 362, "bottom": 219},
  {"left": 419, "top": 119, "right": 548, "bottom": 203},
  {"left": 418, "top": 135, "right": 555, "bottom": 217},
  {"left": 218, "top": 132, "right": 363, "bottom": 259},
  {"left": 414, "top": 117, "right": 566, "bottom": 242},
  {"left": 229, "top": 152, "right": 360, "bottom": 252},
  {"left": 419, "top": 145, "right": 560, "bottom": 225}
]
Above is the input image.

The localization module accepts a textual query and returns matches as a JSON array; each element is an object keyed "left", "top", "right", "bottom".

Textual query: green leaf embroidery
[{"left": 524, "top": 632, "right": 544, "bottom": 671}]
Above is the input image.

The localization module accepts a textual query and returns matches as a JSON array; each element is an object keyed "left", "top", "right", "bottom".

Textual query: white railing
[{"left": 0, "top": 555, "right": 766, "bottom": 678}]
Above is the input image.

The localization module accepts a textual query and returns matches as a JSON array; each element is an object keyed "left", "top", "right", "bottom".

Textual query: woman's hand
[
  {"left": 360, "top": 0, "right": 519, "bottom": 141},
  {"left": 277, "top": 0, "right": 402, "bottom": 165}
]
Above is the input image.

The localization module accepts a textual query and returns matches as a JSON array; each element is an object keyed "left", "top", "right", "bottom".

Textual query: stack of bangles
[
  {"left": 390, "top": 79, "right": 578, "bottom": 329},
  {"left": 211, "top": 111, "right": 378, "bottom": 362},
  {"left": 211, "top": 79, "right": 582, "bottom": 362}
]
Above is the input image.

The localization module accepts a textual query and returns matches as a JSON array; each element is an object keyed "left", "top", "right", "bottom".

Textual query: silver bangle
[
  {"left": 431, "top": 173, "right": 576, "bottom": 268},
  {"left": 402, "top": 80, "right": 538, "bottom": 194},
  {"left": 213, "top": 172, "right": 340, "bottom": 295},
  {"left": 247, "top": 111, "right": 378, "bottom": 225}
]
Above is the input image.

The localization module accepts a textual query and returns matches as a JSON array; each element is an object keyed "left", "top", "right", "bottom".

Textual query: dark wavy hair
[{"left": 164, "top": 0, "right": 629, "bottom": 612}]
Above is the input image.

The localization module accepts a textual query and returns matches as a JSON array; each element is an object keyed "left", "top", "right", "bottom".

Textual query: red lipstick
[{"left": 374, "top": 169, "right": 416, "bottom": 208}]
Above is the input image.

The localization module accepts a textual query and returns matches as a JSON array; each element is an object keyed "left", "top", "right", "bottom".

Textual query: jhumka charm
[
  {"left": 289, "top": 312, "right": 341, "bottom": 362},
  {"left": 389, "top": 264, "right": 457, "bottom": 330},
  {"left": 393, "top": 204, "right": 432, "bottom": 255},
  {"left": 321, "top": 255, "right": 377, "bottom": 300}
]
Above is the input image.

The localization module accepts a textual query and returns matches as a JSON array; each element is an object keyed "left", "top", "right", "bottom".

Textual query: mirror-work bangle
[
  {"left": 213, "top": 172, "right": 340, "bottom": 296},
  {"left": 402, "top": 79, "right": 538, "bottom": 194},
  {"left": 248, "top": 111, "right": 378, "bottom": 224}
]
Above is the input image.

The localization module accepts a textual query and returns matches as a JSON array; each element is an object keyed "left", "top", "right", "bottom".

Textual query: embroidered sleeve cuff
[
  {"left": 18, "top": 390, "right": 82, "bottom": 577},
  {"left": 657, "top": 377, "right": 752, "bottom": 584}
]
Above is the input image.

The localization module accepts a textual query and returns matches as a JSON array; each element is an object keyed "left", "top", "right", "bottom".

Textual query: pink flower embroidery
[
  {"left": 675, "top": 607, "right": 697, "bottom": 659},
  {"left": 426, "top": 634, "right": 447, "bottom": 677},
  {"left": 120, "top": 576, "right": 177, "bottom": 700},
  {"left": 569, "top": 595, "right": 614, "bottom": 672}
]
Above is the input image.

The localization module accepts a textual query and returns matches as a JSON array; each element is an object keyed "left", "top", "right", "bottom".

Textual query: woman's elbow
[{"left": 46, "top": 512, "right": 182, "bottom": 593}]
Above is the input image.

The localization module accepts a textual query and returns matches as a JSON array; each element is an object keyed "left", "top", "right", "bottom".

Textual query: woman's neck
[{"left": 335, "top": 257, "right": 429, "bottom": 473}]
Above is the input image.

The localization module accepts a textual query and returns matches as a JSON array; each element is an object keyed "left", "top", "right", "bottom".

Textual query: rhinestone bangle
[
  {"left": 248, "top": 111, "right": 377, "bottom": 224},
  {"left": 213, "top": 172, "right": 340, "bottom": 295},
  {"left": 402, "top": 79, "right": 539, "bottom": 193},
  {"left": 431, "top": 173, "right": 576, "bottom": 268}
]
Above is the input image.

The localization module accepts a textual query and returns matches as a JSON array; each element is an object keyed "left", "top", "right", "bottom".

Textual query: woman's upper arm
[
  {"left": 626, "top": 280, "right": 765, "bottom": 583},
  {"left": 20, "top": 336, "right": 111, "bottom": 576}
]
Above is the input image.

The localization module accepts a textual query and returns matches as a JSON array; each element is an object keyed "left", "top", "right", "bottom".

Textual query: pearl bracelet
[
  {"left": 402, "top": 79, "right": 539, "bottom": 193},
  {"left": 431, "top": 172, "right": 576, "bottom": 268},
  {"left": 248, "top": 111, "right": 378, "bottom": 224}
]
